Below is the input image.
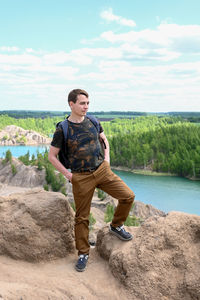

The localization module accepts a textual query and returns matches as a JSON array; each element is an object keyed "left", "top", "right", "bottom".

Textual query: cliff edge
[
  {"left": 0, "top": 125, "right": 51, "bottom": 145},
  {"left": 0, "top": 189, "right": 199, "bottom": 299},
  {"left": 96, "top": 212, "right": 200, "bottom": 300}
]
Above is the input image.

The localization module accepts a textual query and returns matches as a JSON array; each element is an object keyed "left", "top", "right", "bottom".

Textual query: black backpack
[{"left": 56, "top": 115, "right": 105, "bottom": 169}]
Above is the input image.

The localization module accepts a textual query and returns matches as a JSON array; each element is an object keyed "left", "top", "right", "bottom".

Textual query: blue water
[
  {"left": 113, "top": 170, "right": 200, "bottom": 216},
  {"left": 0, "top": 145, "right": 199, "bottom": 215},
  {"left": 0, "top": 145, "right": 49, "bottom": 158}
]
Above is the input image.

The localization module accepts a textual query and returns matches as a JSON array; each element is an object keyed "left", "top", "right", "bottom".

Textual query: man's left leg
[{"left": 94, "top": 161, "right": 135, "bottom": 240}]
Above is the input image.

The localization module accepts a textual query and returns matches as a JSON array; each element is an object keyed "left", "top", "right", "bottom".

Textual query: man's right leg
[{"left": 72, "top": 172, "right": 96, "bottom": 256}]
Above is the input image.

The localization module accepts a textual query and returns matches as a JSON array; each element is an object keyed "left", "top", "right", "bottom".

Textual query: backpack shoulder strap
[
  {"left": 87, "top": 115, "right": 100, "bottom": 133},
  {"left": 57, "top": 119, "right": 69, "bottom": 145},
  {"left": 87, "top": 114, "right": 106, "bottom": 149}
]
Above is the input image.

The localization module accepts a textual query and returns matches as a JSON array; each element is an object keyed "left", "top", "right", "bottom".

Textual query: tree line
[
  {"left": 1, "top": 114, "right": 200, "bottom": 178},
  {"left": 103, "top": 116, "right": 200, "bottom": 179},
  {"left": 0, "top": 114, "right": 63, "bottom": 136},
  {"left": 1, "top": 110, "right": 200, "bottom": 120}
]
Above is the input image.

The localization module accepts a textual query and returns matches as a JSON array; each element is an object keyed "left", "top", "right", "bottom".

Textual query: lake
[
  {"left": 113, "top": 170, "right": 200, "bottom": 216},
  {"left": 0, "top": 145, "right": 49, "bottom": 158},
  {"left": 0, "top": 145, "right": 199, "bottom": 216}
]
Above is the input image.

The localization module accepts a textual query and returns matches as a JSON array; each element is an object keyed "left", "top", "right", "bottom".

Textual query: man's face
[{"left": 70, "top": 94, "right": 89, "bottom": 117}]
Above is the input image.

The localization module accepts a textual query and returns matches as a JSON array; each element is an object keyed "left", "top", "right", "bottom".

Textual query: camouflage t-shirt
[{"left": 51, "top": 117, "right": 104, "bottom": 172}]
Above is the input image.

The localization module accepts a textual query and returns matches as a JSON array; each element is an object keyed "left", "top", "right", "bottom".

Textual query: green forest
[
  {"left": 0, "top": 114, "right": 200, "bottom": 179},
  {"left": 103, "top": 117, "right": 200, "bottom": 179}
]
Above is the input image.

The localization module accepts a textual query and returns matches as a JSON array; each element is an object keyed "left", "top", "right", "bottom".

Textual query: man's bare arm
[
  {"left": 48, "top": 145, "right": 72, "bottom": 182},
  {"left": 99, "top": 132, "right": 110, "bottom": 163}
]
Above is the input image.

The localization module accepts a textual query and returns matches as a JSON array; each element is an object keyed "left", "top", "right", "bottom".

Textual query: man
[{"left": 48, "top": 89, "right": 135, "bottom": 272}]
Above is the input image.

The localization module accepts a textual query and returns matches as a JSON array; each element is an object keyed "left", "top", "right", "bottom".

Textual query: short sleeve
[
  {"left": 99, "top": 122, "right": 104, "bottom": 133},
  {"left": 50, "top": 127, "right": 64, "bottom": 149}
]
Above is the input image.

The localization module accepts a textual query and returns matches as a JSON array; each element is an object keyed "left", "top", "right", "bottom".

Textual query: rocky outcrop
[
  {"left": 0, "top": 158, "right": 46, "bottom": 187},
  {"left": 91, "top": 194, "right": 165, "bottom": 221},
  {"left": 91, "top": 195, "right": 117, "bottom": 211},
  {"left": 0, "top": 125, "right": 51, "bottom": 145},
  {"left": 133, "top": 200, "right": 166, "bottom": 220},
  {"left": 91, "top": 193, "right": 165, "bottom": 218},
  {"left": 96, "top": 212, "right": 200, "bottom": 300},
  {"left": 66, "top": 189, "right": 166, "bottom": 245},
  {"left": 0, "top": 189, "right": 75, "bottom": 262}
]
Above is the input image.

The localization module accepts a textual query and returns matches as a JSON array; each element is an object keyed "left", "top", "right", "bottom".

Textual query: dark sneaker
[
  {"left": 109, "top": 224, "right": 133, "bottom": 241},
  {"left": 75, "top": 254, "right": 89, "bottom": 272}
]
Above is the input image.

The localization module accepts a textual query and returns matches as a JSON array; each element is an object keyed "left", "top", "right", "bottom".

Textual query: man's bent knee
[
  {"left": 118, "top": 190, "right": 135, "bottom": 204},
  {"left": 128, "top": 190, "right": 135, "bottom": 203}
]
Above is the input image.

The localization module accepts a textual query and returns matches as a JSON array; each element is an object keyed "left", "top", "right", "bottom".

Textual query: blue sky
[{"left": 1, "top": 0, "right": 200, "bottom": 112}]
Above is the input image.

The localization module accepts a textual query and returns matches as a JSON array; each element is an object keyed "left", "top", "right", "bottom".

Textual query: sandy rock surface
[
  {"left": 0, "top": 189, "right": 75, "bottom": 262},
  {"left": 132, "top": 200, "right": 166, "bottom": 220},
  {"left": 0, "top": 183, "right": 31, "bottom": 196},
  {"left": 96, "top": 212, "right": 200, "bottom": 300},
  {"left": 0, "top": 158, "right": 46, "bottom": 187},
  {"left": 0, "top": 189, "right": 130, "bottom": 300},
  {"left": 0, "top": 249, "right": 130, "bottom": 300},
  {"left": 0, "top": 161, "right": 178, "bottom": 299}
]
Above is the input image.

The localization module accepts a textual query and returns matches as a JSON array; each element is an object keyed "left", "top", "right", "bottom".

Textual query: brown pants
[{"left": 72, "top": 160, "right": 135, "bottom": 255}]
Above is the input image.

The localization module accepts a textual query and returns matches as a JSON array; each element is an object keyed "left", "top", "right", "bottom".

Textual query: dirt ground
[
  {"left": 0, "top": 245, "right": 130, "bottom": 300},
  {"left": 0, "top": 185, "right": 131, "bottom": 300}
]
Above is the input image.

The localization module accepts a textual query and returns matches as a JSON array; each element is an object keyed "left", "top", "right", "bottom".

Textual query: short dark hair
[{"left": 68, "top": 89, "right": 89, "bottom": 104}]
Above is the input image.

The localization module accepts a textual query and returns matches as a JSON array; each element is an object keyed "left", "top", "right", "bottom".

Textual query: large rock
[
  {"left": 96, "top": 212, "right": 200, "bottom": 300},
  {"left": 0, "top": 189, "right": 75, "bottom": 262}
]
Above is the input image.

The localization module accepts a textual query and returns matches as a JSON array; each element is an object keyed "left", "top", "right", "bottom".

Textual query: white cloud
[
  {"left": 102, "top": 23, "right": 200, "bottom": 52},
  {"left": 158, "top": 23, "right": 200, "bottom": 38},
  {"left": 153, "top": 48, "right": 180, "bottom": 61},
  {"left": 0, "top": 54, "right": 41, "bottom": 65},
  {"left": 100, "top": 29, "right": 166, "bottom": 45},
  {"left": 1, "top": 19, "right": 200, "bottom": 111},
  {"left": 100, "top": 8, "right": 136, "bottom": 27},
  {"left": 100, "top": 23, "right": 200, "bottom": 62},
  {"left": 0, "top": 46, "right": 19, "bottom": 52},
  {"left": 0, "top": 51, "right": 79, "bottom": 89},
  {"left": 43, "top": 51, "right": 93, "bottom": 65},
  {"left": 71, "top": 47, "right": 122, "bottom": 59},
  {"left": 120, "top": 43, "right": 148, "bottom": 55},
  {"left": 96, "top": 82, "right": 129, "bottom": 90},
  {"left": 25, "top": 48, "right": 40, "bottom": 54},
  {"left": 43, "top": 47, "right": 123, "bottom": 66},
  {"left": 1, "top": 49, "right": 200, "bottom": 98}
]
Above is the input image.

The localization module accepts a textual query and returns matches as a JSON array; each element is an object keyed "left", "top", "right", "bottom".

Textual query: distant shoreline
[
  {"left": 111, "top": 165, "right": 200, "bottom": 181},
  {"left": 111, "top": 165, "right": 175, "bottom": 176}
]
